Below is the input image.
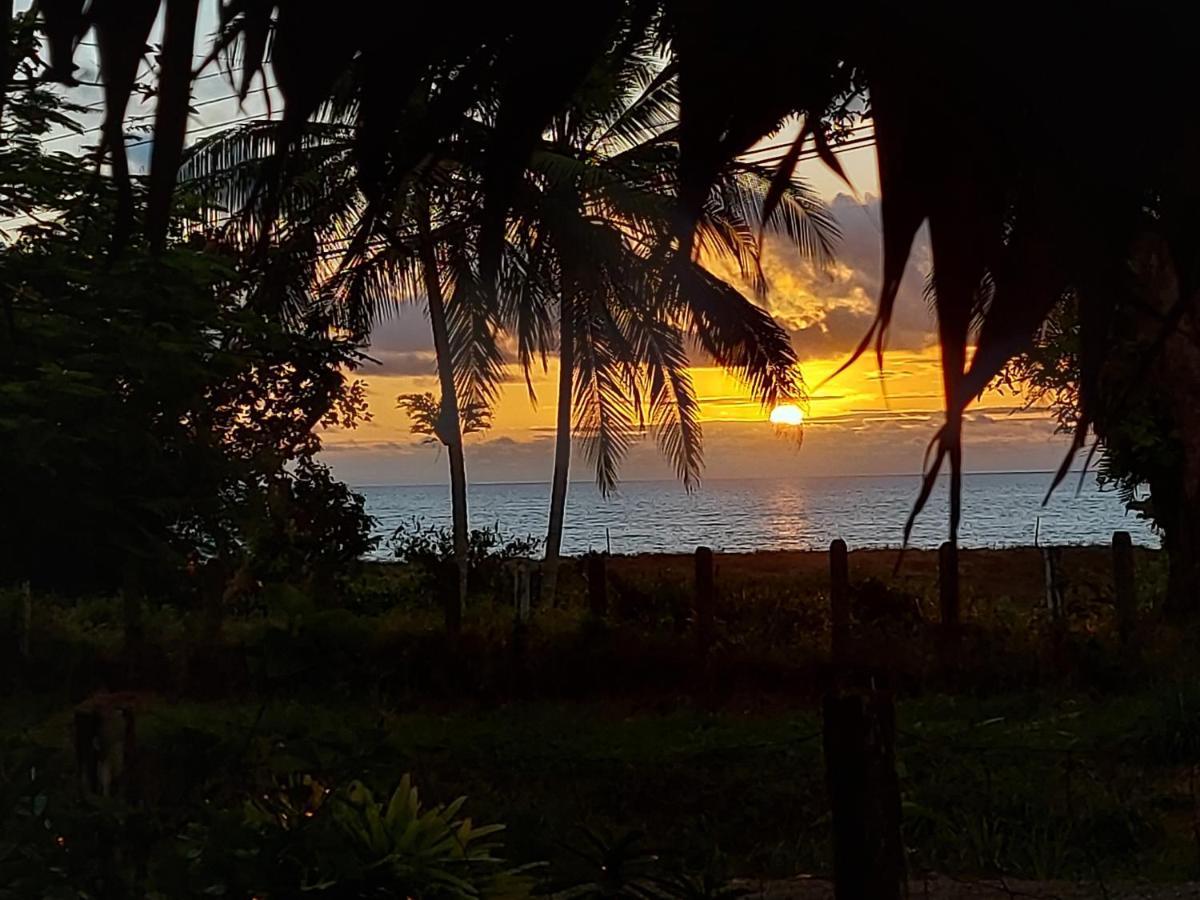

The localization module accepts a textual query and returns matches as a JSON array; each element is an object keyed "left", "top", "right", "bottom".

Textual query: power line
[
  {"left": 743, "top": 132, "right": 877, "bottom": 167},
  {"left": 76, "top": 41, "right": 214, "bottom": 61},
  {"left": 3, "top": 129, "right": 876, "bottom": 232},
  {"left": 188, "top": 133, "right": 878, "bottom": 236},
  {"left": 739, "top": 123, "right": 875, "bottom": 160},
  {"left": 39, "top": 84, "right": 276, "bottom": 147},
  {"left": 69, "top": 66, "right": 271, "bottom": 115},
  {"left": 0, "top": 110, "right": 274, "bottom": 229},
  {"left": 4, "top": 95, "right": 875, "bottom": 234},
  {"left": 125, "top": 108, "right": 271, "bottom": 150},
  {"left": 188, "top": 132, "right": 879, "bottom": 255}
]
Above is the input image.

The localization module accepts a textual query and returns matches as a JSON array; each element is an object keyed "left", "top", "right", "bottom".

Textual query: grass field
[{"left": 5, "top": 544, "right": 1198, "bottom": 891}]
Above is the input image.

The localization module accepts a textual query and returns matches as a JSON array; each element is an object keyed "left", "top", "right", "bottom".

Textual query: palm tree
[
  {"left": 178, "top": 43, "right": 832, "bottom": 618},
  {"left": 499, "top": 52, "right": 838, "bottom": 604},
  {"left": 53, "top": 4, "right": 1200, "bottom": 603},
  {"left": 398, "top": 392, "right": 493, "bottom": 446},
  {"left": 178, "top": 107, "right": 503, "bottom": 632}
]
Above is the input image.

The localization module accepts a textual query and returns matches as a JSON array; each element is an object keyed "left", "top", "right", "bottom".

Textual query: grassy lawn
[
  {"left": 6, "top": 684, "right": 1200, "bottom": 881},
  {"left": 4, "top": 546, "right": 1198, "bottom": 886}
]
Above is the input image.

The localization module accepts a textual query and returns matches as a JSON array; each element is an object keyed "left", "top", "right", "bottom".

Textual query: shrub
[
  {"left": 0, "top": 755, "right": 538, "bottom": 900},
  {"left": 390, "top": 520, "right": 540, "bottom": 606}
]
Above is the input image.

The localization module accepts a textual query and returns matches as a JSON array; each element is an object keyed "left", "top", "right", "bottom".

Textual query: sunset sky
[
  {"left": 320, "top": 151, "right": 1071, "bottom": 487},
  {"left": 12, "top": 3, "right": 1071, "bottom": 490}
]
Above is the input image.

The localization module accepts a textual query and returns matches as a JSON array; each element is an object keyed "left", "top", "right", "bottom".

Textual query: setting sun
[{"left": 769, "top": 404, "right": 805, "bottom": 427}]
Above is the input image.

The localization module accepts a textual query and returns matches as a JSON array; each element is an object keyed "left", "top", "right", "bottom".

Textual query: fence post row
[{"left": 824, "top": 539, "right": 903, "bottom": 898}]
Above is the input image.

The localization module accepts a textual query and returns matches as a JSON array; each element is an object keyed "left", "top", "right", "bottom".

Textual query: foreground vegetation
[
  {"left": 7, "top": 545, "right": 1200, "bottom": 894},
  {"left": 5, "top": 5, "right": 1200, "bottom": 896}
]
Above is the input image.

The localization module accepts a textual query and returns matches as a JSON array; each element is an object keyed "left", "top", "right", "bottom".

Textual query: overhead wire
[
  {"left": 3, "top": 126, "right": 878, "bottom": 233},
  {"left": 38, "top": 82, "right": 277, "bottom": 147},
  {"left": 5, "top": 78, "right": 877, "bottom": 241}
]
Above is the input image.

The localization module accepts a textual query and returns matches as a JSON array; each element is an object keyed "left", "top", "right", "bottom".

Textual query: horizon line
[{"left": 350, "top": 468, "right": 1091, "bottom": 490}]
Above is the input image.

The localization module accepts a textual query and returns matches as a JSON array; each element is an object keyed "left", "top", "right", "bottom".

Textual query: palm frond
[
  {"left": 322, "top": 233, "right": 423, "bottom": 337},
  {"left": 398, "top": 391, "right": 491, "bottom": 445},
  {"left": 732, "top": 161, "right": 840, "bottom": 264},
  {"left": 572, "top": 298, "right": 638, "bottom": 496},
  {"left": 589, "top": 58, "right": 679, "bottom": 157},
  {"left": 618, "top": 297, "right": 704, "bottom": 489},
  {"left": 682, "top": 265, "right": 803, "bottom": 409},
  {"left": 445, "top": 246, "right": 506, "bottom": 409},
  {"left": 497, "top": 225, "right": 555, "bottom": 403}
]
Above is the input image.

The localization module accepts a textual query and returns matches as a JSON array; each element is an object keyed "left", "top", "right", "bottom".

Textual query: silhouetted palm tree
[
  {"left": 179, "top": 41, "right": 827, "bottom": 612},
  {"left": 47, "top": 3, "right": 1200, "bottom": 607},
  {"left": 180, "top": 107, "right": 503, "bottom": 631},
  {"left": 503, "top": 49, "right": 837, "bottom": 603},
  {"left": 398, "top": 392, "right": 492, "bottom": 445}
]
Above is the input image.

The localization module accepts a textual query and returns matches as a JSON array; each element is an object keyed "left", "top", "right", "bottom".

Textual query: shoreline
[{"left": 365, "top": 542, "right": 1162, "bottom": 562}]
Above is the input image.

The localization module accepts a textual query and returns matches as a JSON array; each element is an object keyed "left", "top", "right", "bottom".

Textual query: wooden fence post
[
  {"left": 1042, "top": 546, "right": 1064, "bottom": 623},
  {"left": 823, "top": 690, "right": 904, "bottom": 900},
  {"left": 511, "top": 561, "right": 532, "bottom": 691},
  {"left": 442, "top": 558, "right": 462, "bottom": 638},
  {"left": 587, "top": 552, "right": 607, "bottom": 619},
  {"left": 18, "top": 581, "right": 31, "bottom": 662},
  {"left": 1112, "top": 531, "right": 1136, "bottom": 644},
  {"left": 74, "top": 694, "right": 137, "bottom": 799},
  {"left": 513, "top": 560, "right": 532, "bottom": 626},
  {"left": 829, "top": 539, "right": 850, "bottom": 663},
  {"left": 938, "top": 540, "right": 959, "bottom": 628},
  {"left": 694, "top": 546, "right": 715, "bottom": 660}
]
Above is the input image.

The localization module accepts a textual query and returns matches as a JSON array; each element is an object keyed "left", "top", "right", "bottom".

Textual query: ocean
[{"left": 356, "top": 471, "right": 1158, "bottom": 558}]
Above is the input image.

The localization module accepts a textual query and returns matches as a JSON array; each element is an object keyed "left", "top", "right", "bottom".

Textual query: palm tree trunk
[
  {"left": 541, "top": 295, "right": 575, "bottom": 606},
  {"left": 1161, "top": 359, "right": 1200, "bottom": 617},
  {"left": 1, "top": 0, "right": 15, "bottom": 127},
  {"left": 416, "top": 197, "right": 467, "bottom": 634},
  {"left": 1135, "top": 240, "right": 1200, "bottom": 617},
  {"left": 1150, "top": 472, "right": 1200, "bottom": 618}
]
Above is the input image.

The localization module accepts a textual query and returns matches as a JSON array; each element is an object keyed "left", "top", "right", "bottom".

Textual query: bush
[
  {"left": 1, "top": 212, "right": 372, "bottom": 601},
  {"left": 390, "top": 520, "right": 540, "bottom": 606},
  {"left": 0, "top": 754, "right": 538, "bottom": 900}
]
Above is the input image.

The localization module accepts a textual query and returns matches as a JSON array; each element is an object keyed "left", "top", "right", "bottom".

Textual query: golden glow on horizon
[
  {"left": 320, "top": 343, "right": 1039, "bottom": 450},
  {"left": 769, "top": 404, "right": 805, "bottom": 427}
]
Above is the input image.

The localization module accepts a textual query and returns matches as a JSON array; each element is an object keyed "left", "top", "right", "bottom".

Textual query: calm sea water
[{"left": 357, "top": 472, "right": 1158, "bottom": 557}]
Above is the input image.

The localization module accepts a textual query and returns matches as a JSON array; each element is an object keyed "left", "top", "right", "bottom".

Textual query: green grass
[
  {"left": 7, "top": 681, "right": 1200, "bottom": 881},
  {"left": 4, "top": 546, "right": 1199, "bottom": 884}
]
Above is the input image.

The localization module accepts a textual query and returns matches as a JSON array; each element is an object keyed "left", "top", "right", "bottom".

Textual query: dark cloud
[
  {"left": 752, "top": 194, "right": 935, "bottom": 362},
  {"left": 367, "top": 306, "right": 434, "bottom": 355},
  {"left": 366, "top": 350, "right": 438, "bottom": 377},
  {"left": 321, "top": 439, "right": 426, "bottom": 453},
  {"left": 359, "top": 195, "right": 934, "bottom": 374},
  {"left": 788, "top": 304, "right": 884, "bottom": 358}
]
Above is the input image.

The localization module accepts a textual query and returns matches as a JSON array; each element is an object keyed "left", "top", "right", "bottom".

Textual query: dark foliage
[
  {"left": 37, "top": 2, "right": 1200, "bottom": 551},
  {"left": 999, "top": 295, "right": 1200, "bottom": 611},
  {"left": 390, "top": 520, "right": 540, "bottom": 606},
  {"left": 0, "top": 223, "right": 373, "bottom": 596},
  {"left": 0, "top": 52, "right": 373, "bottom": 599}
]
